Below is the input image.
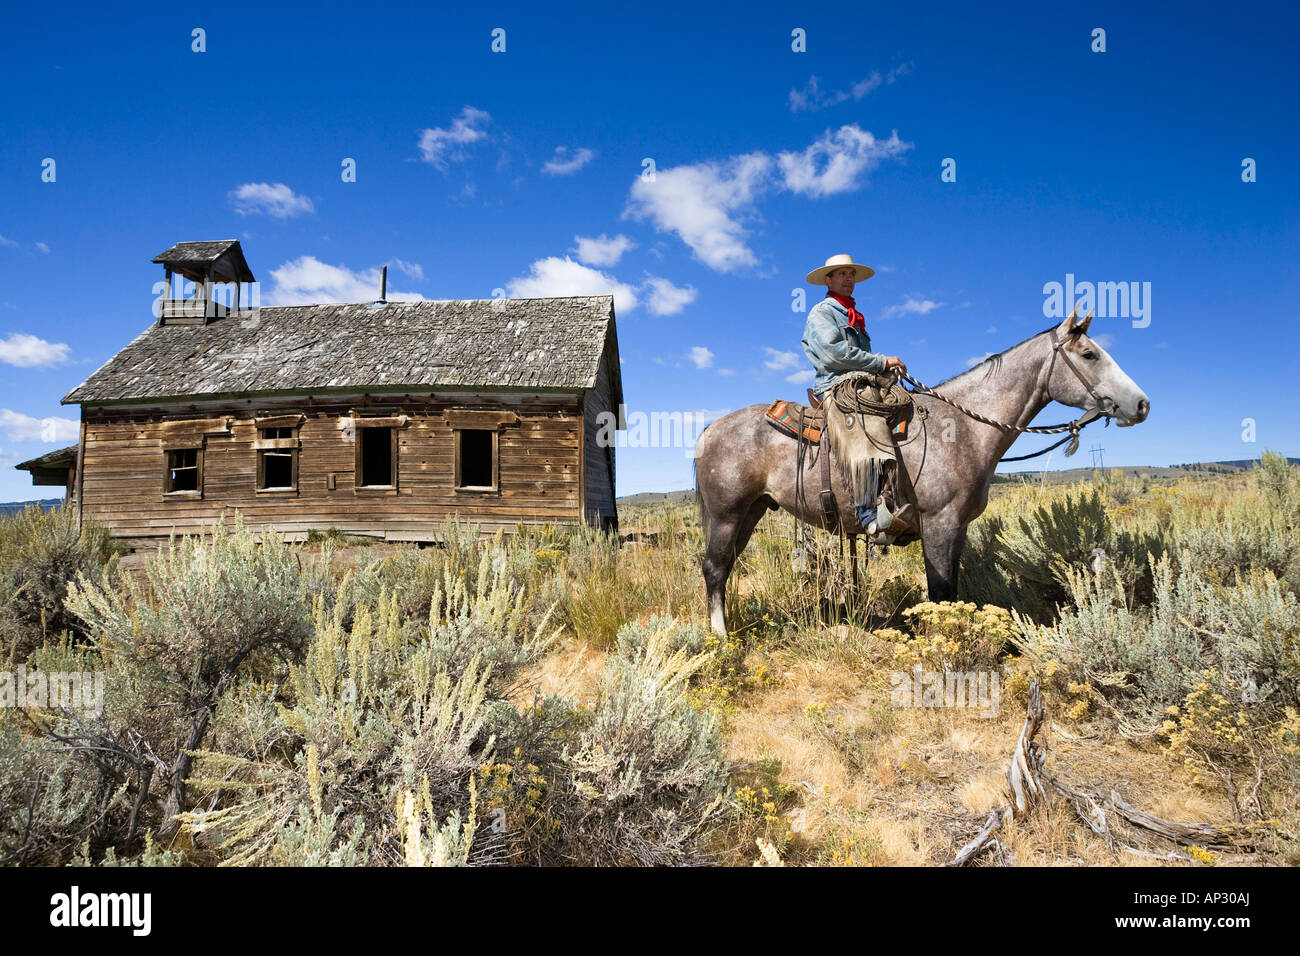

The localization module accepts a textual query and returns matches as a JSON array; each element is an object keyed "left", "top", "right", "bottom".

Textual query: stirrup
[{"left": 866, "top": 501, "right": 916, "bottom": 542}]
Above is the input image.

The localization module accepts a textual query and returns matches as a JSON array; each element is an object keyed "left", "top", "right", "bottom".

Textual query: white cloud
[
  {"left": 0, "top": 409, "right": 78, "bottom": 443},
  {"left": 417, "top": 106, "right": 492, "bottom": 170},
  {"left": 965, "top": 352, "right": 994, "bottom": 368},
  {"left": 881, "top": 296, "right": 943, "bottom": 319},
  {"left": 717, "top": 368, "right": 735, "bottom": 377},
  {"left": 0, "top": 333, "right": 70, "bottom": 367},
  {"left": 34, "top": 242, "right": 50, "bottom": 254},
  {"left": 777, "top": 126, "right": 912, "bottom": 198},
  {"left": 689, "top": 346, "right": 714, "bottom": 369},
  {"left": 986, "top": 326, "right": 997, "bottom": 334},
  {"left": 389, "top": 259, "right": 424, "bottom": 281},
  {"left": 849, "top": 74, "right": 886, "bottom": 100},
  {"left": 788, "top": 76, "right": 849, "bottom": 112},
  {"left": 228, "top": 182, "right": 315, "bottom": 219},
  {"left": 1092, "top": 332, "right": 1116, "bottom": 348},
  {"left": 789, "top": 65, "right": 910, "bottom": 112},
  {"left": 572, "top": 233, "right": 636, "bottom": 267},
  {"left": 266, "top": 256, "right": 424, "bottom": 305},
  {"left": 625, "top": 126, "right": 910, "bottom": 270},
  {"left": 506, "top": 255, "right": 693, "bottom": 315},
  {"left": 624, "top": 152, "right": 773, "bottom": 272},
  {"left": 785, "top": 369, "right": 815, "bottom": 385},
  {"left": 505, "top": 257, "right": 640, "bottom": 311},
  {"left": 0, "top": 235, "right": 18, "bottom": 248},
  {"left": 853, "top": 64, "right": 910, "bottom": 97},
  {"left": 642, "top": 276, "right": 696, "bottom": 315},
  {"left": 763, "top": 348, "right": 803, "bottom": 372},
  {"left": 542, "top": 146, "right": 595, "bottom": 175}
]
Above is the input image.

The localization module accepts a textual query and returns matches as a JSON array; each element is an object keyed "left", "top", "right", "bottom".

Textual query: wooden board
[{"left": 79, "top": 394, "right": 591, "bottom": 540}]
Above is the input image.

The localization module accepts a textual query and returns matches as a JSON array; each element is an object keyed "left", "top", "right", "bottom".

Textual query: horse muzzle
[{"left": 1115, "top": 395, "right": 1150, "bottom": 427}]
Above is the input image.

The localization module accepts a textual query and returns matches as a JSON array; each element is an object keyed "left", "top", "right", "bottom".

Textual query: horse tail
[{"left": 693, "top": 457, "right": 709, "bottom": 544}]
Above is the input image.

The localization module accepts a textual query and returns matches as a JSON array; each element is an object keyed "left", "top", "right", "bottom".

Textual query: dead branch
[
  {"left": 1037, "top": 765, "right": 1116, "bottom": 856},
  {"left": 949, "top": 679, "right": 1259, "bottom": 866},
  {"left": 1005, "top": 681, "right": 1047, "bottom": 816},
  {"left": 949, "top": 808, "right": 1008, "bottom": 866},
  {"left": 947, "top": 681, "right": 1047, "bottom": 865},
  {"left": 1106, "top": 789, "right": 1253, "bottom": 850}
]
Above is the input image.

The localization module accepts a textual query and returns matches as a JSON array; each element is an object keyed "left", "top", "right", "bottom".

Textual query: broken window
[
  {"left": 456, "top": 429, "right": 496, "bottom": 489},
  {"left": 357, "top": 426, "right": 395, "bottom": 488},
  {"left": 258, "top": 426, "right": 297, "bottom": 490},
  {"left": 166, "top": 447, "right": 200, "bottom": 493}
]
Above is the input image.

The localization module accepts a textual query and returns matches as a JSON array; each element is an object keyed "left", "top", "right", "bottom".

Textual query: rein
[{"left": 896, "top": 327, "right": 1109, "bottom": 462}]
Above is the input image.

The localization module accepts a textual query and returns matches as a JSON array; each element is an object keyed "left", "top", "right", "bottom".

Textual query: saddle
[{"left": 764, "top": 386, "right": 918, "bottom": 543}]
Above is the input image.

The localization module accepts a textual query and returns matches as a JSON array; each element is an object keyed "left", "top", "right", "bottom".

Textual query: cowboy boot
[
  {"left": 866, "top": 499, "right": 917, "bottom": 544},
  {"left": 874, "top": 499, "right": 917, "bottom": 536}
]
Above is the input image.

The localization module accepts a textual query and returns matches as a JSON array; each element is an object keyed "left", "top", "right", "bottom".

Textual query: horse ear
[
  {"left": 1077, "top": 310, "right": 1094, "bottom": 335},
  {"left": 1062, "top": 306, "right": 1080, "bottom": 333}
]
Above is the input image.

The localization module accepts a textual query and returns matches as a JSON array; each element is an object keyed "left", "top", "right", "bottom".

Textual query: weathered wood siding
[
  {"left": 581, "top": 346, "right": 618, "bottom": 529},
  {"left": 78, "top": 392, "right": 584, "bottom": 543}
]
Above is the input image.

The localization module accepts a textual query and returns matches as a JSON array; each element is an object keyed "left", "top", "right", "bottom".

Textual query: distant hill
[
  {"left": 0, "top": 498, "right": 63, "bottom": 516},
  {"left": 617, "top": 490, "right": 697, "bottom": 506},
  {"left": 619, "top": 457, "right": 1300, "bottom": 499},
  {"left": 991, "top": 457, "right": 1300, "bottom": 485}
]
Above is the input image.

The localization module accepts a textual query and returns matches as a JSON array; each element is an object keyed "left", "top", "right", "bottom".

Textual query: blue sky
[{"left": 1, "top": 0, "right": 1297, "bottom": 500}]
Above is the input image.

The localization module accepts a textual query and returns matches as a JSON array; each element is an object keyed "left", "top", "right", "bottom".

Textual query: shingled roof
[
  {"left": 152, "top": 240, "right": 255, "bottom": 283},
  {"left": 14, "top": 444, "right": 78, "bottom": 486},
  {"left": 62, "top": 296, "right": 621, "bottom": 405}
]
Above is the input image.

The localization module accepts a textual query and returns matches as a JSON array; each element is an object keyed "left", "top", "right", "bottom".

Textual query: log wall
[
  {"left": 582, "top": 349, "right": 618, "bottom": 529},
  {"left": 78, "top": 392, "right": 587, "bottom": 543}
]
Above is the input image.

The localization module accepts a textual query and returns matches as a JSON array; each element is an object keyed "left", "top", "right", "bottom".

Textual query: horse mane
[{"left": 931, "top": 323, "right": 1060, "bottom": 389}]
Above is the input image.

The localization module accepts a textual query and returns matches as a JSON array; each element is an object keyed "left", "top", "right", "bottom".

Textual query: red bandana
[{"left": 827, "top": 292, "right": 865, "bottom": 332}]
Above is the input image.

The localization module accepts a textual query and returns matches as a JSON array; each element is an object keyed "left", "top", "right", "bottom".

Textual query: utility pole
[{"left": 1090, "top": 443, "right": 1105, "bottom": 469}]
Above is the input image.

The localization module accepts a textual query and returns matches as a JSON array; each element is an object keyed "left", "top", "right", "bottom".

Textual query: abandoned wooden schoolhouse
[{"left": 33, "top": 240, "right": 623, "bottom": 545}]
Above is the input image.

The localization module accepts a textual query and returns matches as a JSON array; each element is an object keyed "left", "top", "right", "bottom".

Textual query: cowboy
[{"left": 801, "top": 254, "right": 910, "bottom": 536}]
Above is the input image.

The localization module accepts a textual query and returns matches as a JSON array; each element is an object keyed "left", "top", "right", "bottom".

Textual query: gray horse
[{"left": 694, "top": 311, "right": 1150, "bottom": 635}]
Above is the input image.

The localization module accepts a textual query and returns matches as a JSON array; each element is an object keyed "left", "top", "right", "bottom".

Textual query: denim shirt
[{"left": 800, "top": 296, "right": 888, "bottom": 395}]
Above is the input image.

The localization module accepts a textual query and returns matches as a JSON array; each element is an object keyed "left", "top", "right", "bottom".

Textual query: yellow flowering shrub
[
  {"left": 475, "top": 748, "right": 561, "bottom": 853},
  {"left": 1162, "top": 669, "right": 1300, "bottom": 799},
  {"left": 874, "top": 601, "right": 1016, "bottom": 671},
  {"left": 1188, "top": 844, "right": 1217, "bottom": 866},
  {"left": 818, "top": 824, "right": 881, "bottom": 867},
  {"left": 730, "top": 759, "right": 796, "bottom": 857},
  {"left": 1003, "top": 623, "right": 1072, "bottom": 700}
]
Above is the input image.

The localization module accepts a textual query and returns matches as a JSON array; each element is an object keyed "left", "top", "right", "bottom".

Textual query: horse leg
[
  {"left": 922, "top": 521, "right": 967, "bottom": 603},
  {"left": 702, "top": 496, "right": 771, "bottom": 635}
]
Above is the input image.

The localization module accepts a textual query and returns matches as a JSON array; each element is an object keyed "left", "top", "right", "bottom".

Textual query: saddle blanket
[{"left": 764, "top": 399, "right": 822, "bottom": 443}]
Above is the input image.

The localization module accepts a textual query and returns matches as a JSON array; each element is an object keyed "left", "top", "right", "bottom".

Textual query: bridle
[
  {"left": 897, "top": 324, "right": 1112, "bottom": 462},
  {"left": 1045, "top": 323, "right": 1112, "bottom": 417}
]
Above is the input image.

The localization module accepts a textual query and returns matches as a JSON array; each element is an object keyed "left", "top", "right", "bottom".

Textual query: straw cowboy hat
[{"left": 806, "top": 254, "right": 875, "bottom": 285}]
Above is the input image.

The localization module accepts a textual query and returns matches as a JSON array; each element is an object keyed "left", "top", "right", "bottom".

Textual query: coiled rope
[{"left": 827, "top": 371, "right": 913, "bottom": 419}]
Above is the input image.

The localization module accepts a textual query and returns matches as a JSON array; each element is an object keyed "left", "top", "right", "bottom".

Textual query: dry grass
[
  {"left": 579, "top": 468, "right": 1296, "bottom": 866},
  {"left": 16, "top": 464, "right": 1288, "bottom": 867},
  {"left": 508, "top": 636, "right": 607, "bottom": 708}
]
